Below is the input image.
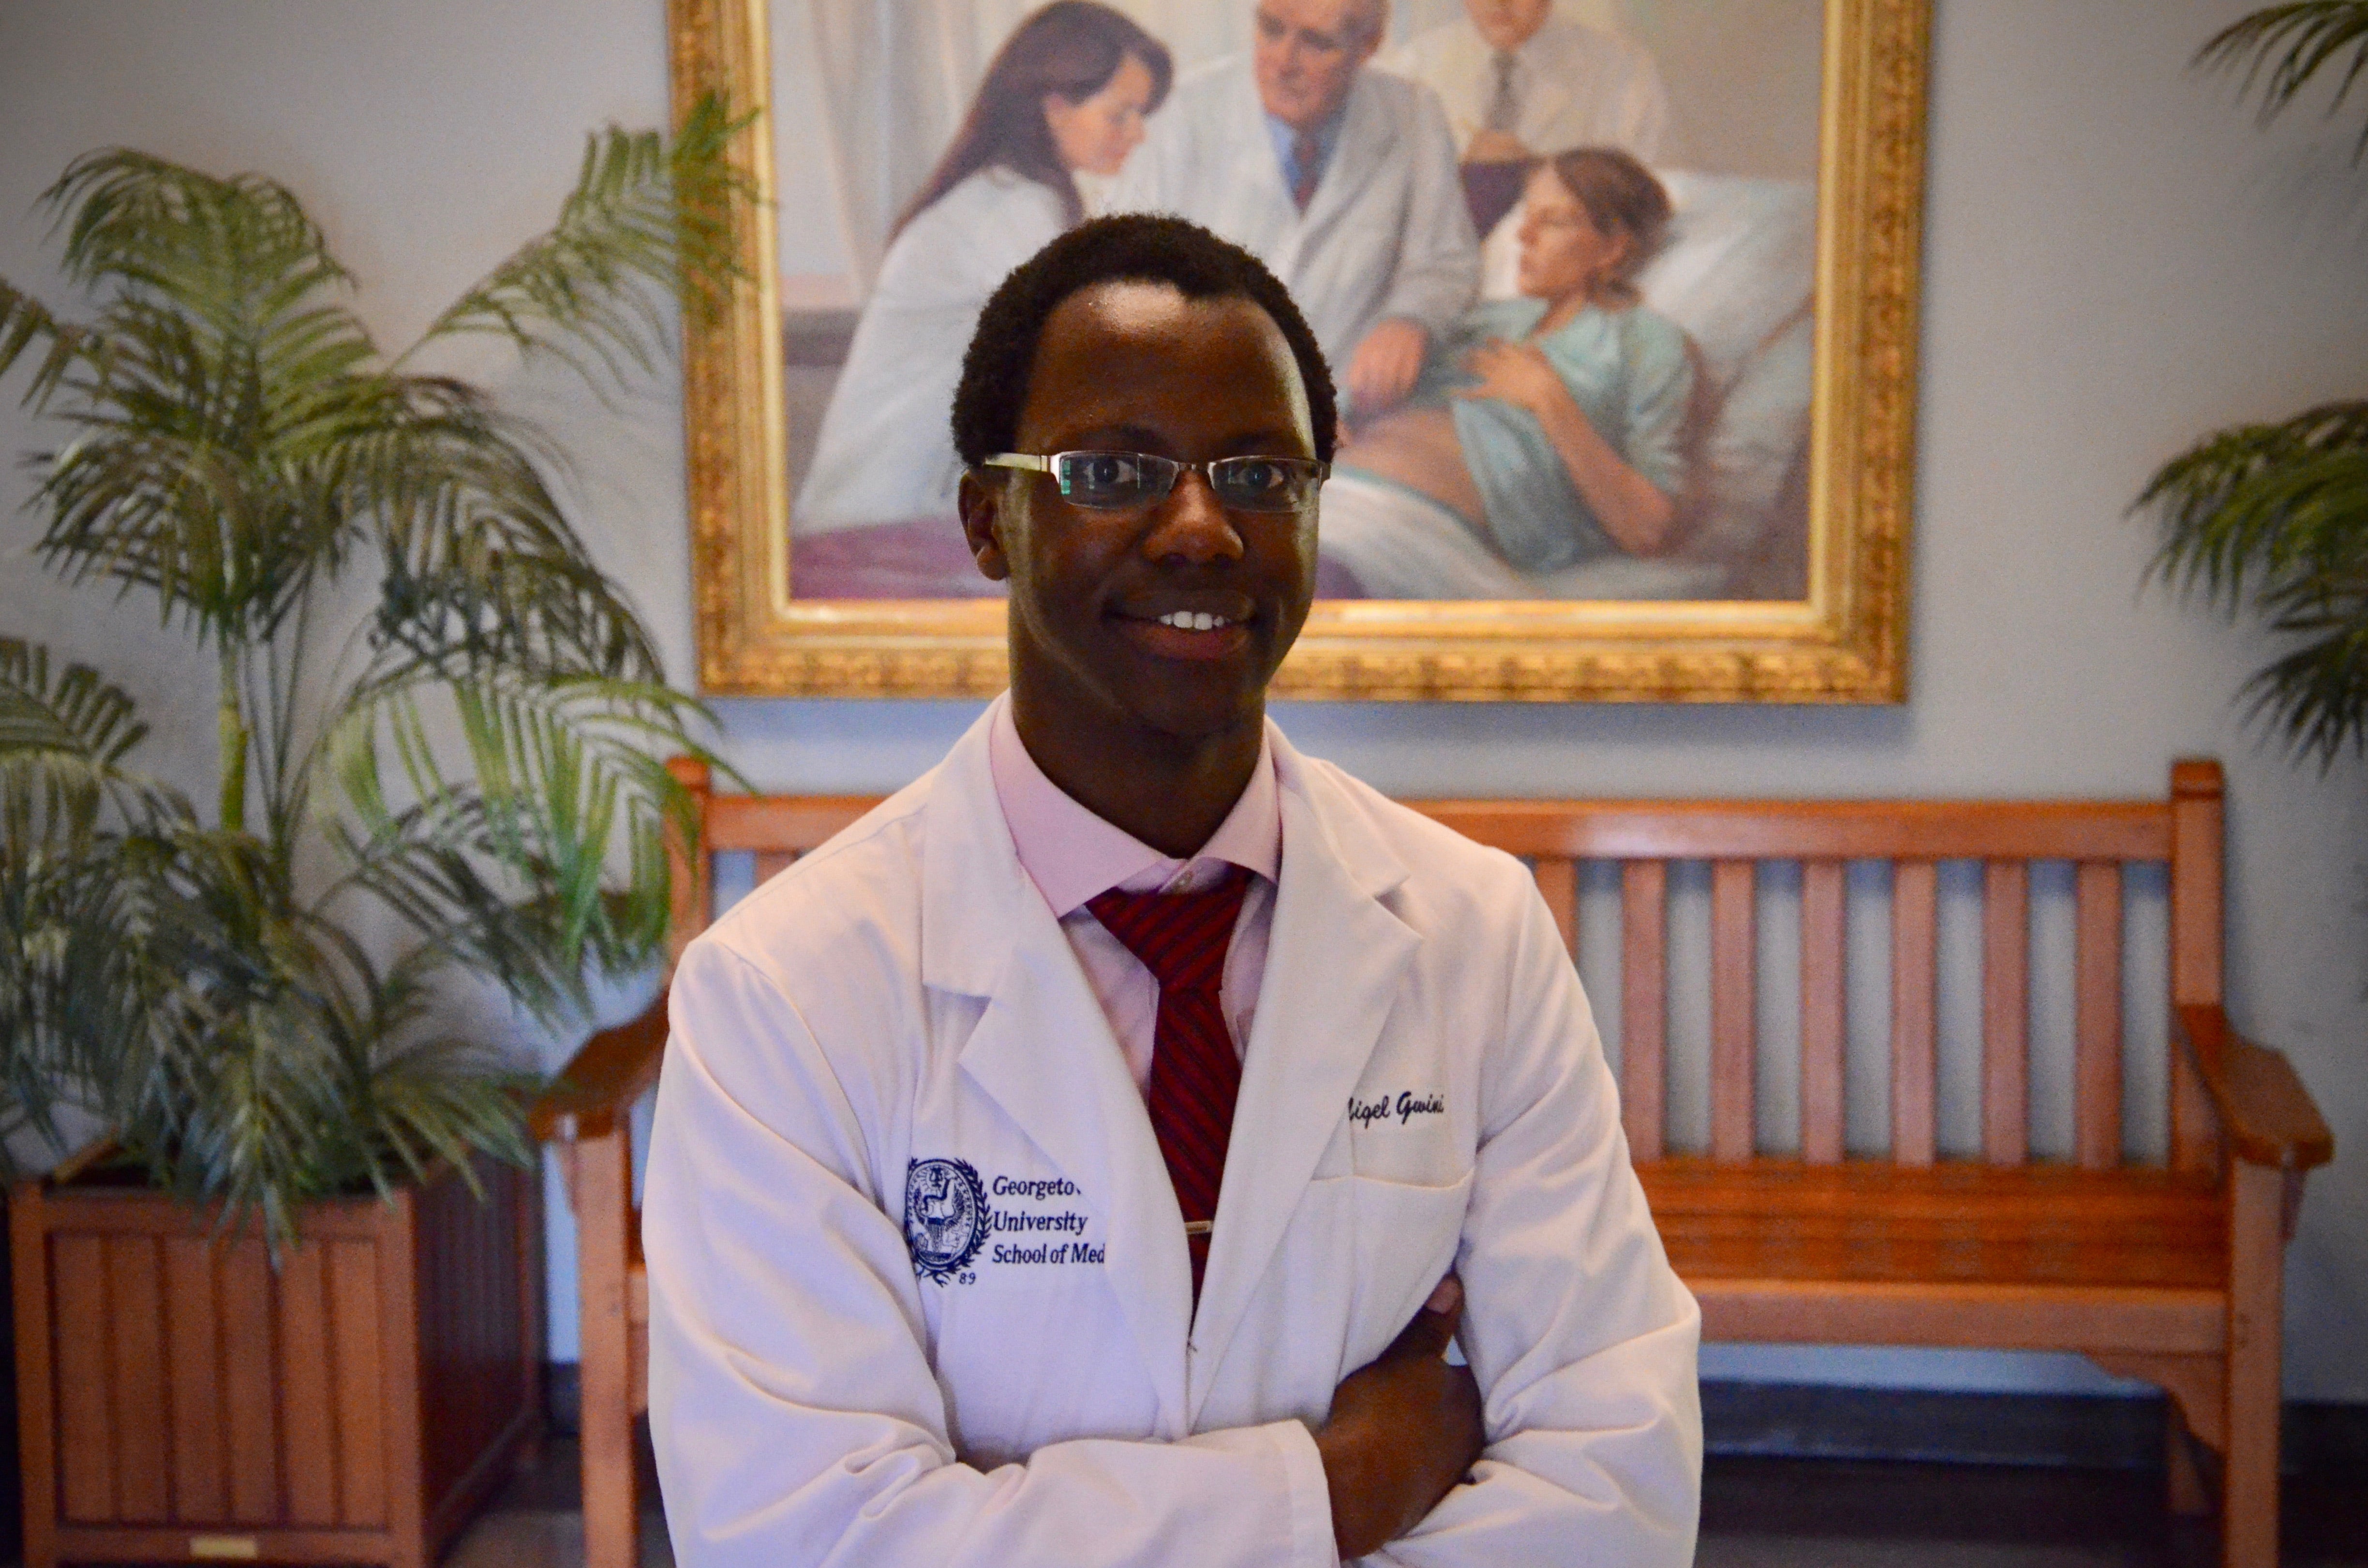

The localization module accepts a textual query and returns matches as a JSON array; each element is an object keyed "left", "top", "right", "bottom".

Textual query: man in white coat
[
  {"left": 1107, "top": 0, "right": 1478, "bottom": 423},
  {"left": 644, "top": 214, "right": 1700, "bottom": 1565}
]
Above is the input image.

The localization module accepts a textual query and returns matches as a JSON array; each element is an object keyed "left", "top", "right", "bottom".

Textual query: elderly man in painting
[
  {"left": 1108, "top": 0, "right": 1478, "bottom": 423},
  {"left": 794, "top": 2, "right": 1172, "bottom": 542},
  {"left": 1385, "top": 0, "right": 1668, "bottom": 236},
  {"left": 1316, "top": 147, "right": 1696, "bottom": 601}
]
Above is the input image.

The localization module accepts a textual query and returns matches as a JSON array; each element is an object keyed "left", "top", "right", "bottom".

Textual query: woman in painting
[
  {"left": 794, "top": 3, "right": 1172, "bottom": 540},
  {"left": 1318, "top": 147, "right": 1697, "bottom": 600}
]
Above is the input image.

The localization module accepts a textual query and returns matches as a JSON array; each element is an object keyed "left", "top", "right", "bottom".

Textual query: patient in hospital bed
[{"left": 1320, "top": 147, "right": 1693, "bottom": 600}]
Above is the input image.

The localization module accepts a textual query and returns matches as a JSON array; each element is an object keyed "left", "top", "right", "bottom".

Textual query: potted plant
[
  {"left": 0, "top": 101, "right": 742, "bottom": 1568},
  {"left": 2143, "top": 2, "right": 2368, "bottom": 758}
]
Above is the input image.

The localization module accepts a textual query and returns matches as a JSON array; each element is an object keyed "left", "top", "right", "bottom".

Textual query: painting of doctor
[
  {"left": 1104, "top": 0, "right": 1479, "bottom": 424},
  {"left": 794, "top": 3, "right": 1174, "bottom": 544}
]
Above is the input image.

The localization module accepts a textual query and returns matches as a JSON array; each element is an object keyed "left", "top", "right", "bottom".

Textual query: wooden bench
[{"left": 534, "top": 758, "right": 2332, "bottom": 1568}]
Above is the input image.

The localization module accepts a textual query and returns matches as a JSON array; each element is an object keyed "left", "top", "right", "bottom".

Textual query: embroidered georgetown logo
[{"left": 905, "top": 1158, "right": 991, "bottom": 1283}]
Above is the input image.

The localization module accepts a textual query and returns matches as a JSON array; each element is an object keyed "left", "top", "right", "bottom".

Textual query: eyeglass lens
[{"left": 1054, "top": 452, "right": 1322, "bottom": 512}]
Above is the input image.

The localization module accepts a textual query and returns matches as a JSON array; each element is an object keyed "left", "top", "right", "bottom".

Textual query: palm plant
[
  {"left": 2142, "top": 2, "right": 2368, "bottom": 761},
  {"left": 0, "top": 101, "right": 745, "bottom": 1241}
]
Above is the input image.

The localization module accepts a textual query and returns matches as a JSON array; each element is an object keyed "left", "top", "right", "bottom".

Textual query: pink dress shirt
[{"left": 986, "top": 697, "right": 1281, "bottom": 1100}]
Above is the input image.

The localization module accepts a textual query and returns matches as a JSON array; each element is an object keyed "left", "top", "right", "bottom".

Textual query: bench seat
[{"left": 1643, "top": 1159, "right": 2227, "bottom": 1290}]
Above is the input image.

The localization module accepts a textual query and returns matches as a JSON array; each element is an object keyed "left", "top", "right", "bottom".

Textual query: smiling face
[
  {"left": 960, "top": 281, "right": 1318, "bottom": 760},
  {"left": 1253, "top": 0, "right": 1380, "bottom": 132},
  {"left": 1516, "top": 163, "right": 1630, "bottom": 304},
  {"left": 1043, "top": 52, "right": 1158, "bottom": 177},
  {"left": 1463, "top": 0, "right": 1552, "bottom": 52}
]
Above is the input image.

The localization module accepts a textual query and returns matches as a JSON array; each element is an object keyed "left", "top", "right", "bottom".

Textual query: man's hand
[
  {"left": 1342, "top": 318, "right": 1429, "bottom": 420},
  {"left": 1453, "top": 337, "right": 1569, "bottom": 421},
  {"left": 1315, "top": 1275, "right": 1486, "bottom": 1561}
]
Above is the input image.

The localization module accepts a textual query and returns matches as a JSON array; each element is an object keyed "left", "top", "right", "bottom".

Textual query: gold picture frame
[{"left": 674, "top": 0, "right": 1928, "bottom": 702}]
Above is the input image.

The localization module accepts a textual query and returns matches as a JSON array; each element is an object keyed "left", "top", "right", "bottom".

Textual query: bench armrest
[
  {"left": 529, "top": 990, "right": 670, "bottom": 1143},
  {"left": 2175, "top": 1004, "right": 2335, "bottom": 1171}
]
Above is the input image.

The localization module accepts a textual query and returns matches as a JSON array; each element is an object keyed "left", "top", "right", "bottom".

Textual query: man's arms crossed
[{"left": 645, "top": 937, "right": 1486, "bottom": 1568}]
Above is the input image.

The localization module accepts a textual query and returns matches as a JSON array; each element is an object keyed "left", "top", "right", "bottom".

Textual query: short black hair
[{"left": 951, "top": 213, "right": 1339, "bottom": 469}]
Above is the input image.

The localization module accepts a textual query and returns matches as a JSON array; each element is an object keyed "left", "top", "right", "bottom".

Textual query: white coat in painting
[
  {"left": 793, "top": 168, "right": 1067, "bottom": 534},
  {"left": 1107, "top": 58, "right": 1480, "bottom": 388},
  {"left": 644, "top": 701, "right": 1702, "bottom": 1567}
]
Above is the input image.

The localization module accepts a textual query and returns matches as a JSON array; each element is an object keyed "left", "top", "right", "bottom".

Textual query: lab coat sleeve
[
  {"left": 644, "top": 937, "right": 1340, "bottom": 1568},
  {"left": 1370, "top": 881, "right": 1702, "bottom": 1567},
  {"left": 1372, "top": 86, "right": 1480, "bottom": 339}
]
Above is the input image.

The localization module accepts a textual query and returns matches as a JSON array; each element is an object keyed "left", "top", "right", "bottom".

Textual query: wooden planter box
[{"left": 11, "top": 1154, "right": 539, "bottom": 1568}]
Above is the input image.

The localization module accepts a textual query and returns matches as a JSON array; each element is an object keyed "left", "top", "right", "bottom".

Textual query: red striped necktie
[{"left": 1087, "top": 866, "right": 1252, "bottom": 1300}]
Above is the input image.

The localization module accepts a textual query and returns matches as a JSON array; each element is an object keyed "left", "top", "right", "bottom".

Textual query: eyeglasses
[{"left": 983, "top": 451, "right": 1329, "bottom": 514}]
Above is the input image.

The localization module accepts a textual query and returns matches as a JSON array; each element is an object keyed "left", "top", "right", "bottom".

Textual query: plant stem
[{"left": 218, "top": 644, "right": 248, "bottom": 835}]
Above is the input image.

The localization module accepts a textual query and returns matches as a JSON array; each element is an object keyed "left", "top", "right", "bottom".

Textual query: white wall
[{"left": 2, "top": 0, "right": 2363, "bottom": 1400}]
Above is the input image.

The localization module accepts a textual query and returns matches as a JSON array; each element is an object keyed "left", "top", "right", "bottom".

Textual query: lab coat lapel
[
  {"left": 1297, "top": 71, "right": 1396, "bottom": 243},
  {"left": 1218, "top": 64, "right": 1303, "bottom": 276},
  {"left": 920, "top": 707, "right": 1196, "bottom": 1435},
  {"left": 1188, "top": 734, "right": 1418, "bottom": 1421}
]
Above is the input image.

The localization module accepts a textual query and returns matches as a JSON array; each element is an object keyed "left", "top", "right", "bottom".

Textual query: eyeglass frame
[{"left": 980, "top": 450, "right": 1331, "bottom": 514}]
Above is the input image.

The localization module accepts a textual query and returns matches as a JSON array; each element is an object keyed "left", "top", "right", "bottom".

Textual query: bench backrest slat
[
  {"left": 1800, "top": 860, "right": 1849, "bottom": 1166},
  {"left": 1891, "top": 859, "right": 1939, "bottom": 1169},
  {"left": 1709, "top": 861, "right": 1757, "bottom": 1164},
  {"left": 1981, "top": 860, "right": 2031, "bottom": 1166},
  {"left": 1531, "top": 857, "right": 1579, "bottom": 960},
  {"left": 1621, "top": 861, "right": 1669, "bottom": 1162},
  {"left": 2076, "top": 861, "right": 2126, "bottom": 1170}
]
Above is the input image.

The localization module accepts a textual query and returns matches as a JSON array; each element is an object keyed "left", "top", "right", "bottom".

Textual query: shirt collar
[
  {"left": 1264, "top": 103, "right": 1348, "bottom": 185},
  {"left": 987, "top": 694, "right": 1282, "bottom": 917}
]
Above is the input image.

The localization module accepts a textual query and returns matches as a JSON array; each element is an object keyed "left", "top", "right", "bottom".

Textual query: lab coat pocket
[{"left": 1344, "top": 1170, "right": 1474, "bottom": 1373}]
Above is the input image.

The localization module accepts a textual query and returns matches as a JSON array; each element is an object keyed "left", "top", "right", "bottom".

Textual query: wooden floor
[{"left": 443, "top": 1425, "right": 2368, "bottom": 1568}]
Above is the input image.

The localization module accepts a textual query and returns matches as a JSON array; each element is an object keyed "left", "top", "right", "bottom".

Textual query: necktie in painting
[
  {"left": 1485, "top": 48, "right": 1520, "bottom": 135},
  {"left": 1087, "top": 867, "right": 1252, "bottom": 1302},
  {"left": 1291, "top": 129, "right": 1324, "bottom": 210}
]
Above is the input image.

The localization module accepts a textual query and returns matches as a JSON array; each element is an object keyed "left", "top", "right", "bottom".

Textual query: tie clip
[{"left": 1182, "top": 1220, "right": 1214, "bottom": 1237}]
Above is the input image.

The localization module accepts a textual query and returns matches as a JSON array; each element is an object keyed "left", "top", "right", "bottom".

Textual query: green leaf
[
  {"left": 410, "top": 92, "right": 758, "bottom": 384},
  {"left": 325, "top": 670, "right": 710, "bottom": 1022},
  {"left": 0, "top": 277, "right": 106, "bottom": 410},
  {"left": 2139, "top": 401, "right": 2368, "bottom": 765},
  {"left": 2196, "top": 0, "right": 2368, "bottom": 157}
]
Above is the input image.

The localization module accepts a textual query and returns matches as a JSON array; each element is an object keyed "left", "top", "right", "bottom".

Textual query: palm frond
[
  {"left": 45, "top": 149, "right": 352, "bottom": 338},
  {"left": 0, "top": 845, "right": 169, "bottom": 1166},
  {"left": 0, "top": 277, "right": 106, "bottom": 410},
  {"left": 2141, "top": 402, "right": 2368, "bottom": 601},
  {"left": 337, "top": 378, "right": 663, "bottom": 683},
  {"left": 2197, "top": 0, "right": 2368, "bottom": 156},
  {"left": 325, "top": 670, "right": 708, "bottom": 1020},
  {"left": 408, "top": 94, "right": 757, "bottom": 385},
  {"left": 0, "top": 637, "right": 187, "bottom": 838},
  {"left": 23, "top": 154, "right": 385, "bottom": 647},
  {"left": 2140, "top": 401, "right": 2368, "bottom": 765}
]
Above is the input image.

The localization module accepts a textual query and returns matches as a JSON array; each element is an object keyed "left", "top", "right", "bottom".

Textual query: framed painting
[{"left": 672, "top": 0, "right": 1927, "bottom": 701}]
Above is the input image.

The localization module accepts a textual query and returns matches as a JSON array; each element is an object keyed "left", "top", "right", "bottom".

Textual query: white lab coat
[
  {"left": 645, "top": 703, "right": 1701, "bottom": 1567},
  {"left": 795, "top": 168, "right": 1068, "bottom": 534},
  {"left": 1380, "top": 15, "right": 1668, "bottom": 163},
  {"left": 1107, "top": 59, "right": 1479, "bottom": 386}
]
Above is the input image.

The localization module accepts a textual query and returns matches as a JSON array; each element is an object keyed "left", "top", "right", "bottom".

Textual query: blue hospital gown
[{"left": 1386, "top": 296, "right": 1693, "bottom": 574}]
